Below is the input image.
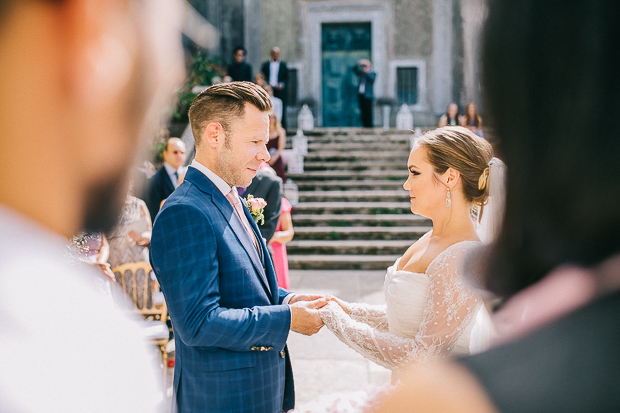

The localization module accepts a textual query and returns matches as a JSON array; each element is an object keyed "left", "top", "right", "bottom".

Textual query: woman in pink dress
[{"left": 269, "top": 197, "right": 294, "bottom": 289}]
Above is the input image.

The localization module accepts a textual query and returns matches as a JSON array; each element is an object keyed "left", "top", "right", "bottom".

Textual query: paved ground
[{"left": 287, "top": 269, "right": 391, "bottom": 405}]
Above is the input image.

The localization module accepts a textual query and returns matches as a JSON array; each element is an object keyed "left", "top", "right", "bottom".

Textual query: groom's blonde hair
[{"left": 189, "top": 81, "right": 273, "bottom": 147}]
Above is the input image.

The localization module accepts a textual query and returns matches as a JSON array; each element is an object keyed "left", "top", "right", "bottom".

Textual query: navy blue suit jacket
[
  {"left": 150, "top": 166, "right": 294, "bottom": 413},
  {"left": 145, "top": 166, "right": 175, "bottom": 223}
]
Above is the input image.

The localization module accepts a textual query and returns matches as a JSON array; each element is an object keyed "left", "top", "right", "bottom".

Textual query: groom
[{"left": 150, "top": 82, "right": 326, "bottom": 413}]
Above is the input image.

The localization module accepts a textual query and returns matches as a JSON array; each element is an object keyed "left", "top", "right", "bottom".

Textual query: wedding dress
[{"left": 292, "top": 234, "right": 494, "bottom": 413}]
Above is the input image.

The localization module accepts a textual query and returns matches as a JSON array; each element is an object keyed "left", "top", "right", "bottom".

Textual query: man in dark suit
[
  {"left": 261, "top": 46, "right": 289, "bottom": 129},
  {"left": 226, "top": 46, "right": 252, "bottom": 82},
  {"left": 353, "top": 59, "right": 376, "bottom": 127},
  {"left": 145, "top": 137, "right": 186, "bottom": 222},
  {"left": 150, "top": 82, "right": 327, "bottom": 413},
  {"left": 244, "top": 165, "right": 282, "bottom": 243}
]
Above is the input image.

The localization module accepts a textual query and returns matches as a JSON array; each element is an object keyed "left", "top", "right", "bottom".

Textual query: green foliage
[{"left": 172, "top": 50, "right": 226, "bottom": 122}]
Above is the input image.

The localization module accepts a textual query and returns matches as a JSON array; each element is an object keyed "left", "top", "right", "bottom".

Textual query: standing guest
[
  {"left": 146, "top": 137, "right": 187, "bottom": 222},
  {"left": 245, "top": 163, "right": 283, "bottom": 244},
  {"left": 270, "top": 197, "right": 294, "bottom": 289},
  {"left": 0, "top": 0, "right": 184, "bottom": 411},
  {"left": 226, "top": 46, "right": 253, "bottom": 82},
  {"left": 353, "top": 59, "right": 376, "bottom": 127},
  {"left": 150, "top": 82, "right": 327, "bottom": 413},
  {"left": 439, "top": 102, "right": 461, "bottom": 127},
  {"left": 375, "top": 0, "right": 620, "bottom": 412},
  {"left": 261, "top": 46, "right": 289, "bottom": 129},
  {"left": 265, "top": 110, "right": 287, "bottom": 182},
  {"left": 461, "top": 102, "right": 483, "bottom": 136},
  {"left": 263, "top": 83, "right": 283, "bottom": 123}
]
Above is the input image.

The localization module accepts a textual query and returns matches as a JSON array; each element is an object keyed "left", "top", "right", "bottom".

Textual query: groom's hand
[{"left": 289, "top": 298, "right": 329, "bottom": 336}]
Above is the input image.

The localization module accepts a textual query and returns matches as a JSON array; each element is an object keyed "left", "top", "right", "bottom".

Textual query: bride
[{"left": 295, "top": 126, "right": 504, "bottom": 412}]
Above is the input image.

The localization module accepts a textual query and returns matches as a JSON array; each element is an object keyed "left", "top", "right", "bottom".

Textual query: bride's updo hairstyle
[{"left": 415, "top": 126, "right": 493, "bottom": 214}]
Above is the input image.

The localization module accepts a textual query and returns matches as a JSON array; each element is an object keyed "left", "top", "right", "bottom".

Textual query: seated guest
[
  {"left": 108, "top": 192, "right": 152, "bottom": 269},
  {"left": 438, "top": 102, "right": 461, "bottom": 127},
  {"left": 146, "top": 137, "right": 187, "bottom": 222}
]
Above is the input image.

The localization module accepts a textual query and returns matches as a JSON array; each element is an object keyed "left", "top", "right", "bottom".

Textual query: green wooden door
[{"left": 322, "top": 23, "right": 371, "bottom": 127}]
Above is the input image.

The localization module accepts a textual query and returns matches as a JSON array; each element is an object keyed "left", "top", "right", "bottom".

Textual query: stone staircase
[{"left": 287, "top": 129, "right": 433, "bottom": 270}]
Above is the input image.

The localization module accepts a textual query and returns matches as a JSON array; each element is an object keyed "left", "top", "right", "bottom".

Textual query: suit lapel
[
  {"left": 212, "top": 194, "right": 273, "bottom": 300},
  {"left": 243, "top": 202, "right": 279, "bottom": 302}
]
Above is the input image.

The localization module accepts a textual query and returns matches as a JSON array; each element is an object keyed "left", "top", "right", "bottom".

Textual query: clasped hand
[{"left": 288, "top": 294, "right": 351, "bottom": 336}]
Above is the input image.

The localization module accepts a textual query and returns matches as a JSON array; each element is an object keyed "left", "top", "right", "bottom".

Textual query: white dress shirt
[
  {"left": 0, "top": 205, "right": 161, "bottom": 412},
  {"left": 269, "top": 59, "right": 281, "bottom": 88},
  {"left": 164, "top": 162, "right": 184, "bottom": 188}
]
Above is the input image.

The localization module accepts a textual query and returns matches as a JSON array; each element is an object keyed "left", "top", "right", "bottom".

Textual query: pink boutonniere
[{"left": 243, "top": 195, "right": 267, "bottom": 225}]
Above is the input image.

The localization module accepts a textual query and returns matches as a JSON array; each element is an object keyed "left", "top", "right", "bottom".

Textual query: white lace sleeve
[
  {"left": 348, "top": 303, "right": 389, "bottom": 332},
  {"left": 319, "top": 245, "right": 480, "bottom": 370}
]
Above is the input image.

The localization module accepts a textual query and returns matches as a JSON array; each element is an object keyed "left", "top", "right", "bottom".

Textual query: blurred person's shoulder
[{"left": 0, "top": 205, "right": 161, "bottom": 413}]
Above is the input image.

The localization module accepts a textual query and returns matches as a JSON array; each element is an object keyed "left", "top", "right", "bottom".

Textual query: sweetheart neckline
[{"left": 393, "top": 239, "right": 480, "bottom": 276}]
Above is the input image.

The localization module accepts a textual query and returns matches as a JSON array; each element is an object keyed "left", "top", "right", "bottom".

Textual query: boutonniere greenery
[{"left": 243, "top": 195, "right": 267, "bottom": 225}]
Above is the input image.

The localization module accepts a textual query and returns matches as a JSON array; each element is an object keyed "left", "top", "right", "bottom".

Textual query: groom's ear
[{"left": 204, "top": 122, "right": 225, "bottom": 148}]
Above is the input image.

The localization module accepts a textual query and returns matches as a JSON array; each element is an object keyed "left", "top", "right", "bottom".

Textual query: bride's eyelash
[{"left": 409, "top": 170, "right": 420, "bottom": 176}]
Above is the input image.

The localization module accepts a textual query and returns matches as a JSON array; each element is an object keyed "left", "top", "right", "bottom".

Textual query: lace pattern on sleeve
[
  {"left": 348, "top": 303, "right": 389, "bottom": 332},
  {"left": 319, "top": 244, "right": 480, "bottom": 370}
]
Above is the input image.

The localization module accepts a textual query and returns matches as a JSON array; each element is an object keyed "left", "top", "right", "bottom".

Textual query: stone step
[
  {"left": 304, "top": 160, "right": 408, "bottom": 171},
  {"left": 307, "top": 142, "right": 409, "bottom": 152},
  {"left": 288, "top": 254, "right": 400, "bottom": 270},
  {"left": 291, "top": 213, "right": 429, "bottom": 227},
  {"left": 293, "top": 201, "right": 411, "bottom": 215},
  {"left": 304, "top": 134, "right": 411, "bottom": 144},
  {"left": 295, "top": 180, "right": 406, "bottom": 191},
  {"left": 299, "top": 190, "right": 409, "bottom": 203},
  {"left": 301, "top": 128, "right": 415, "bottom": 136},
  {"left": 289, "top": 170, "right": 408, "bottom": 181},
  {"left": 304, "top": 151, "right": 409, "bottom": 162},
  {"left": 287, "top": 240, "right": 412, "bottom": 255},
  {"left": 292, "top": 226, "right": 430, "bottom": 240}
]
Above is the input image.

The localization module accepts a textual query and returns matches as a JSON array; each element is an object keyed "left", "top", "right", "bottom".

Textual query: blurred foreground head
[
  {"left": 483, "top": 0, "right": 620, "bottom": 297},
  {"left": 0, "top": 0, "right": 184, "bottom": 236}
]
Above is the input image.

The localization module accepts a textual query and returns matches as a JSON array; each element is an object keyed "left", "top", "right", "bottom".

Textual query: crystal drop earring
[{"left": 446, "top": 187, "right": 452, "bottom": 207}]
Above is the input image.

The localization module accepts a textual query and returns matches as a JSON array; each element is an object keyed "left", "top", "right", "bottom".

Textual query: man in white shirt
[
  {"left": 261, "top": 46, "right": 290, "bottom": 129},
  {"left": 0, "top": 0, "right": 184, "bottom": 411}
]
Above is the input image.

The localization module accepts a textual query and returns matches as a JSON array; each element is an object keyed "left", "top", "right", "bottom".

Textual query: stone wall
[{"left": 393, "top": 0, "right": 433, "bottom": 58}]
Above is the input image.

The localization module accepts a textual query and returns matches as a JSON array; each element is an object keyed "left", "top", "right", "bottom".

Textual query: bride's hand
[{"left": 329, "top": 296, "right": 352, "bottom": 315}]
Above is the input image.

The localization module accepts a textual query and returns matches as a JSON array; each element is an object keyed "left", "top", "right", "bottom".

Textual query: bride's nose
[{"left": 403, "top": 176, "right": 411, "bottom": 191}]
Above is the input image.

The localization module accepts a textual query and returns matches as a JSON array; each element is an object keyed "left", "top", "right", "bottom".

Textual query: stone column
[
  {"left": 432, "top": 0, "right": 454, "bottom": 114},
  {"left": 460, "top": 0, "right": 487, "bottom": 110},
  {"left": 244, "top": 0, "right": 262, "bottom": 75}
]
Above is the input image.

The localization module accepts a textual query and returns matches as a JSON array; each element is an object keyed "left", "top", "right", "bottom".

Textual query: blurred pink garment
[
  {"left": 492, "top": 266, "right": 597, "bottom": 346},
  {"left": 270, "top": 198, "right": 292, "bottom": 289}
]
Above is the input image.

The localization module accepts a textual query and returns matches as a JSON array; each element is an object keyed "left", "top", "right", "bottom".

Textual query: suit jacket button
[{"left": 279, "top": 350, "right": 285, "bottom": 358}]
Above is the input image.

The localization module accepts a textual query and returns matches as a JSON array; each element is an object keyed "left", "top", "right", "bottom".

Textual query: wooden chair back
[{"left": 112, "top": 261, "right": 167, "bottom": 322}]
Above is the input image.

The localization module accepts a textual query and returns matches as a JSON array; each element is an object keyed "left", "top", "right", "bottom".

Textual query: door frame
[{"left": 306, "top": 1, "right": 387, "bottom": 127}]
